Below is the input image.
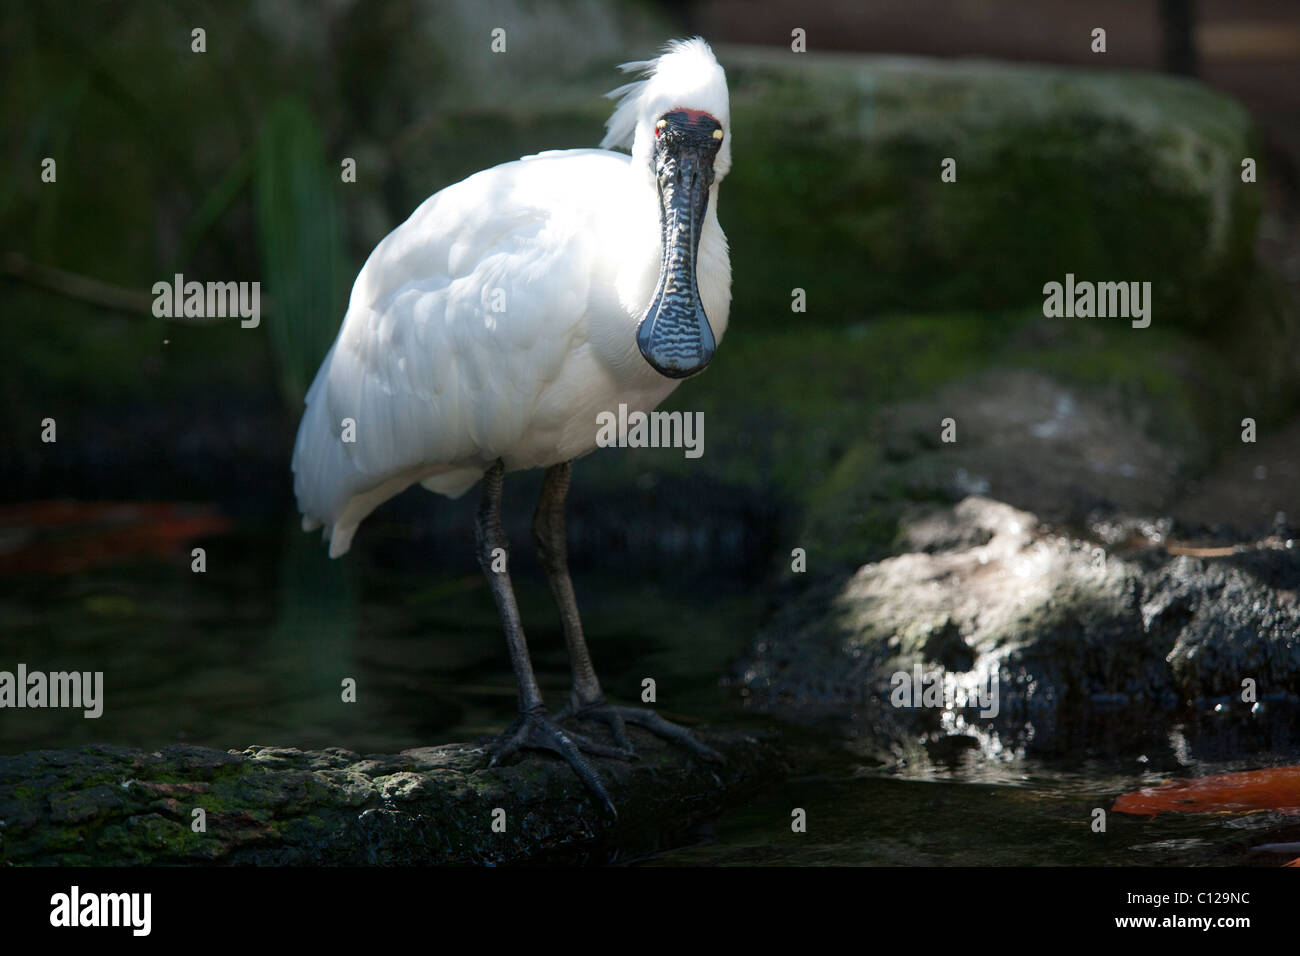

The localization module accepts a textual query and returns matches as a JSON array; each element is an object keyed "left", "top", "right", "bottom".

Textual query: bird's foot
[
  {"left": 487, "top": 707, "right": 633, "bottom": 816},
  {"left": 556, "top": 700, "right": 724, "bottom": 763}
]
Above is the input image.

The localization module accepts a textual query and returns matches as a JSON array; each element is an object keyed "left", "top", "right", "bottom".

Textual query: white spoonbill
[{"left": 292, "top": 38, "right": 732, "bottom": 814}]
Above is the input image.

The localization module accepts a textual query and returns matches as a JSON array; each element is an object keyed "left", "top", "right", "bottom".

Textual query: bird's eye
[
  {"left": 655, "top": 119, "right": 667, "bottom": 137},
  {"left": 712, "top": 129, "right": 724, "bottom": 141}
]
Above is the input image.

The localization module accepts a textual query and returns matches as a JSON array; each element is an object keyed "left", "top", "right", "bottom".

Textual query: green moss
[{"left": 724, "top": 52, "right": 1260, "bottom": 331}]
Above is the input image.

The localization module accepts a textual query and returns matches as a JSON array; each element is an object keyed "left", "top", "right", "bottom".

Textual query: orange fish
[
  {"left": 1114, "top": 767, "right": 1300, "bottom": 816},
  {"left": 0, "top": 500, "right": 230, "bottom": 574}
]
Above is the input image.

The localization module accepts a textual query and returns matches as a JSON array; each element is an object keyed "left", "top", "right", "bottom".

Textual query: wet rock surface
[
  {"left": 0, "top": 729, "right": 786, "bottom": 865},
  {"left": 741, "top": 496, "right": 1300, "bottom": 759}
]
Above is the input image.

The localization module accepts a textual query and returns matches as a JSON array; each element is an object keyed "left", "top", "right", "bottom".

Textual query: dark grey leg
[
  {"left": 531, "top": 462, "right": 611, "bottom": 724},
  {"left": 532, "top": 460, "right": 722, "bottom": 762},
  {"left": 475, "top": 459, "right": 625, "bottom": 815}
]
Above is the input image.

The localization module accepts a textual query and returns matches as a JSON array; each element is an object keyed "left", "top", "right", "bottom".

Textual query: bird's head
[{"left": 602, "top": 38, "right": 730, "bottom": 379}]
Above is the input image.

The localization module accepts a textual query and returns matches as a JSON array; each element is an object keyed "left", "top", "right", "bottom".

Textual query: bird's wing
[{"left": 292, "top": 151, "right": 626, "bottom": 549}]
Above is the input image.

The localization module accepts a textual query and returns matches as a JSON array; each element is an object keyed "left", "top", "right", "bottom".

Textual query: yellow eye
[
  {"left": 712, "top": 129, "right": 724, "bottom": 140},
  {"left": 656, "top": 119, "right": 667, "bottom": 130}
]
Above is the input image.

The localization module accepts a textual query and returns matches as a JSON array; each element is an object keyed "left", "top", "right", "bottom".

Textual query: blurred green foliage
[
  {"left": 254, "top": 98, "right": 346, "bottom": 404},
  {"left": 1, "top": 0, "right": 666, "bottom": 412}
]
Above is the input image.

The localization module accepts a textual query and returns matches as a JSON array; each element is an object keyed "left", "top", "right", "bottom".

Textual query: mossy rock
[
  {"left": 721, "top": 49, "right": 1260, "bottom": 330},
  {"left": 0, "top": 731, "right": 787, "bottom": 865}
]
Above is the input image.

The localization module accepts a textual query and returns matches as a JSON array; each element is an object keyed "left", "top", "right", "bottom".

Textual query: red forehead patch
[{"left": 674, "top": 108, "right": 720, "bottom": 126}]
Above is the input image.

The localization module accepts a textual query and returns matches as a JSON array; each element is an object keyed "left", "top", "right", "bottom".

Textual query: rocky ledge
[{"left": 0, "top": 728, "right": 786, "bottom": 865}]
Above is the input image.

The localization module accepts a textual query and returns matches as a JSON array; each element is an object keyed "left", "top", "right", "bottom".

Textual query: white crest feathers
[{"left": 599, "top": 37, "right": 731, "bottom": 180}]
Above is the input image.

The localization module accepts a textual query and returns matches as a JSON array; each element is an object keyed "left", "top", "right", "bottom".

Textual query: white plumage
[{"left": 293, "top": 38, "right": 732, "bottom": 556}]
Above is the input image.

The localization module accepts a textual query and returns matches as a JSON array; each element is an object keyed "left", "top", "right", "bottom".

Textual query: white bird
[{"left": 291, "top": 38, "right": 732, "bottom": 813}]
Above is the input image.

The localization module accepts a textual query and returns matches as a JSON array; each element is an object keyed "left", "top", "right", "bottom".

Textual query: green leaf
[{"left": 254, "top": 97, "right": 347, "bottom": 405}]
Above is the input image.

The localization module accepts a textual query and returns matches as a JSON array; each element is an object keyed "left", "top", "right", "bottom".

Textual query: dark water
[
  {"left": 4, "top": 507, "right": 1298, "bottom": 867},
  {"left": 646, "top": 748, "right": 1300, "bottom": 867}
]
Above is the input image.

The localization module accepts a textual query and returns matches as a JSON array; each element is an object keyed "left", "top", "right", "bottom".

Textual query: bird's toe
[
  {"left": 566, "top": 701, "right": 722, "bottom": 763},
  {"left": 485, "top": 710, "right": 622, "bottom": 815}
]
